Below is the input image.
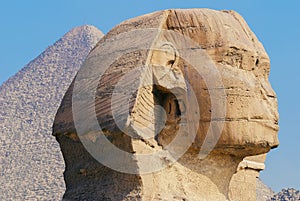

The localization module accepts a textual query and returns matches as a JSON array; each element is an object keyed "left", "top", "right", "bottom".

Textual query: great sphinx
[{"left": 53, "top": 9, "right": 279, "bottom": 201}]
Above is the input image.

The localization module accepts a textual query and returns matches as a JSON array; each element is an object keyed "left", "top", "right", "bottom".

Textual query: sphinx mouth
[
  {"left": 248, "top": 119, "right": 279, "bottom": 131},
  {"left": 204, "top": 117, "right": 279, "bottom": 132},
  {"left": 246, "top": 119, "right": 278, "bottom": 132}
]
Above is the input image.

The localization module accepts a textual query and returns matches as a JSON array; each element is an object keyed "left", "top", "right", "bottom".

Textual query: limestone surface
[
  {"left": 0, "top": 25, "right": 103, "bottom": 200},
  {"left": 53, "top": 9, "right": 279, "bottom": 201}
]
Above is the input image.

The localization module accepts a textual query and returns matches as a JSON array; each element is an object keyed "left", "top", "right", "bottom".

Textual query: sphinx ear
[{"left": 150, "top": 43, "right": 177, "bottom": 68}]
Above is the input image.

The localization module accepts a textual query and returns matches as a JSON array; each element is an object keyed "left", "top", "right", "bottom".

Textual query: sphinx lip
[{"left": 203, "top": 118, "right": 279, "bottom": 131}]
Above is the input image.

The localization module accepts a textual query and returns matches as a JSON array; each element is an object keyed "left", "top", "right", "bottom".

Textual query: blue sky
[{"left": 0, "top": 0, "right": 299, "bottom": 192}]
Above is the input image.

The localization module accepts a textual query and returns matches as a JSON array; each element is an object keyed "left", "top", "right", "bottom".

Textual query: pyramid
[{"left": 0, "top": 25, "right": 103, "bottom": 200}]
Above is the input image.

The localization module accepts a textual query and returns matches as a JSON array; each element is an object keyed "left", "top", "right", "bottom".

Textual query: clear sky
[{"left": 0, "top": 0, "right": 299, "bottom": 192}]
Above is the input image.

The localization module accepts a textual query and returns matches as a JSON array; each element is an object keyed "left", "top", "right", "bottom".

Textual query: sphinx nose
[{"left": 260, "top": 79, "right": 279, "bottom": 123}]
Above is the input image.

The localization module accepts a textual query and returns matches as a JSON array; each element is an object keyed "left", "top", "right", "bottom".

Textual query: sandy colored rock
[{"left": 53, "top": 9, "right": 279, "bottom": 201}]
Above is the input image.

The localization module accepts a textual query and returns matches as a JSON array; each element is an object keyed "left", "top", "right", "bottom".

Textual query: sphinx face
[
  {"left": 213, "top": 53, "right": 279, "bottom": 152},
  {"left": 145, "top": 40, "right": 279, "bottom": 157},
  {"left": 144, "top": 10, "right": 280, "bottom": 157}
]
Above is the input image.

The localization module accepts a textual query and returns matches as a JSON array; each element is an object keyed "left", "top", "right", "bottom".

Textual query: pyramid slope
[
  {"left": 257, "top": 178, "right": 275, "bottom": 201},
  {"left": 0, "top": 25, "right": 103, "bottom": 200}
]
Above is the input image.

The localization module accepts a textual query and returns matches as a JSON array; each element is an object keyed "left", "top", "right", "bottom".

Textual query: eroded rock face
[{"left": 53, "top": 9, "right": 279, "bottom": 201}]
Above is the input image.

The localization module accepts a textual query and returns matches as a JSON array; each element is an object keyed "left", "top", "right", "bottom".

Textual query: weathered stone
[
  {"left": 269, "top": 188, "right": 300, "bottom": 201},
  {"left": 0, "top": 25, "right": 103, "bottom": 200},
  {"left": 53, "top": 9, "right": 279, "bottom": 201}
]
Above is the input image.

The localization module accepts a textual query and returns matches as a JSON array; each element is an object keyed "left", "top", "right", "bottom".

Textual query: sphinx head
[{"left": 53, "top": 9, "right": 279, "bottom": 200}]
